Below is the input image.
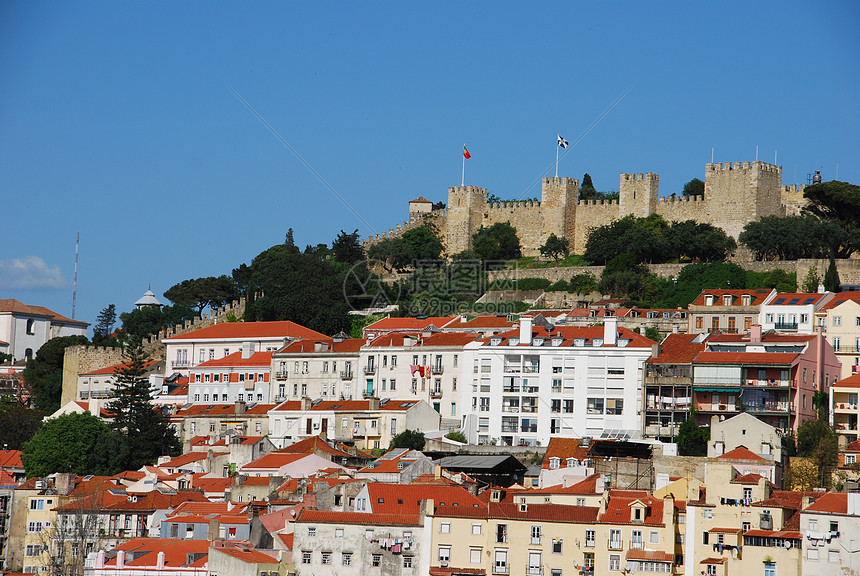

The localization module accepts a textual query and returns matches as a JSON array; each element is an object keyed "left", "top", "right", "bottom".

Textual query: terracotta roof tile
[
  {"left": 195, "top": 351, "right": 273, "bottom": 368},
  {"left": 214, "top": 548, "right": 278, "bottom": 564},
  {"left": 164, "top": 321, "right": 326, "bottom": 342},
  {"left": 0, "top": 299, "right": 89, "bottom": 326},
  {"left": 804, "top": 492, "right": 847, "bottom": 514},
  {"left": 716, "top": 446, "right": 768, "bottom": 463},
  {"left": 297, "top": 509, "right": 422, "bottom": 526},
  {"left": 646, "top": 333, "right": 706, "bottom": 365},
  {"left": 694, "top": 351, "right": 799, "bottom": 365}
]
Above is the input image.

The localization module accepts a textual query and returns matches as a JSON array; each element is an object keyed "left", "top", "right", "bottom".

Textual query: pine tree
[
  {"left": 107, "top": 344, "right": 180, "bottom": 469},
  {"left": 823, "top": 255, "right": 840, "bottom": 292},
  {"left": 802, "top": 266, "right": 820, "bottom": 293},
  {"left": 93, "top": 304, "right": 117, "bottom": 345}
]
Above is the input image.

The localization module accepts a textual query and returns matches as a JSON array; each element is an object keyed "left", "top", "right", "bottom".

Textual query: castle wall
[
  {"left": 481, "top": 200, "right": 544, "bottom": 256},
  {"left": 619, "top": 173, "right": 659, "bottom": 218},
  {"left": 60, "top": 345, "right": 125, "bottom": 407},
  {"left": 781, "top": 184, "right": 807, "bottom": 216},
  {"left": 654, "top": 194, "right": 710, "bottom": 225},
  {"left": 540, "top": 177, "right": 579, "bottom": 249},
  {"left": 704, "top": 161, "right": 783, "bottom": 239},
  {"left": 571, "top": 200, "right": 621, "bottom": 253}
]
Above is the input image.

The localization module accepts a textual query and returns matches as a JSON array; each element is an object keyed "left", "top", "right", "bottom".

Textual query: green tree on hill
[
  {"left": 472, "top": 222, "right": 521, "bottom": 262},
  {"left": 682, "top": 178, "right": 705, "bottom": 197},
  {"left": 540, "top": 233, "right": 570, "bottom": 263}
]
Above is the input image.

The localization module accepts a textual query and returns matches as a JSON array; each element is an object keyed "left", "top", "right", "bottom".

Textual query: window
[
  {"left": 631, "top": 529, "right": 643, "bottom": 549},
  {"left": 342, "top": 552, "right": 352, "bottom": 566},
  {"left": 497, "top": 524, "right": 507, "bottom": 543},
  {"left": 696, "top": 316, "right": 703, "bottom": 329},
  {"left": 301, "top": 552, "right": 311, "bottom": 564},
  {"left": 552, "top": 538, "right": 563, "bottom": 553},
  {"left": 372, "top": 554, "right": 381, "bottom": 567},
  {"left": 307, "top": 526, "right": 316, "bottom": 537},
  {"left": 403, "top": 556, "right": 412, "bottom": 568},
  {"left": 495, "top": 550, "right": 508, "bottom": 573},
  {"left": 321, "top": 552, "right": 331, "bottom": 565},
  {"left": 743, "top": 487, "right": 753, "bottom": 500},
  {"left": 609, "top": 529, "right": 621, "bottom": 549},
  {"left": 531, "top": 525, "right": 542, "bottom": 544},
  {"left": 703, "top": 508, "right": 713, "bottom": 519},
  {"left": 764, "top": 562, "right": 776, "bottom": 576},
  {"left": 30, "top": 499, "right": 44, "bottom": 510},
  {"left": 470, "top": 548, "right": 482, "bottom": 564},
  {"left": 807, "top": 548, "right": 819, "bottom": 560},
  {"left": 563, "top": 399, "right": 573, "bottom": 413},
  {"left": 441, "top": 522, "right": 450, "bottom": 533},
  {"left": 25, "top": 545, "right": 41, "bottom": 557},
  {"left": 528, "top": 551, "right": 542, "bottom": 575},
  {"left": 650, "top": 531, "right": 659, "bottom": 544},
  {"left": 451, "top": 402, "right": 456, "bottom": 416},
  {"left": 26, "top": 318, "right": 36, "bottom": 335},
  {"left": 439, "top": 546, "right": 451, "bottom": 562},
  {"left": 585, "top": 529, "right": 595, "bottom": 547},
  {"left": 472, "top": 523, "right": 482, "bottom": 535},
  {"left": 549, "top": 457, "right": 560, "bottom": 469},
  {"left": 28, "top": 521, "right": 43, "bottom": 533},
  {"left": 587, "top": 397, "right": 604, "bottom": 414},
  {"left": 609, "top": 554, "right": 620, "bottom": 571},
  {"left": 835, "top": 316, "right": 842, "bottom": 326}
]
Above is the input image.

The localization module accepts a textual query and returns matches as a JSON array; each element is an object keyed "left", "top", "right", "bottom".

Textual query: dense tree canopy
[
  {"left": 23, "top": 335, "right": 90, "bottom": 413},
  {"left": 332, "top": 229, "right": 364, "bottom": 264},
  {"left": 92, "top": 305, "right": 117, "bottom": 345},
  {"left": 164, "top": 275, "right": 240, "bottom": 316},
  {"left": 367, "top": 225, "right": 443, "bottom": 269},
  {"left": 585, "top": 215, "right": 735, "bottom": 265},
  {"left": 22, "top": 412, "right": 126, "bottom": 477},
  {"left": 0, "top": 397, "right": 42, "bottom": 450},
  {"left": 579, "top": 173, "right": 599, "bottom": 201},
  {"left": 472, "top": 222, "right": 521, "bottom": 261},
  {"left": 803, "top": 180, "right": 860, "bottom": 256},
  {"left": 739, "top": 215, "right": 844, "bottom": 261},
  {"left": 682, "top": 178, "right": 704, "bottom": 197},
  {"left": 677, "top": 417, "right": 709, "bottom": 456},
  {"left": 120, "top": 305, "right": 196, "bottom": 341},
  {"left": 390, "top": 429, "right": 425, "bottom": 451}
]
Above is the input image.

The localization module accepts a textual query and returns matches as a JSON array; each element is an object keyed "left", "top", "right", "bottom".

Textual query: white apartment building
[
  {"left": 187, "top": 346, "right": 272, "bottom": 404},
  {"left": 360, "top": 332, "right": 478, "bottom": 426},
  {"left": 270, "top": 336, "right": 363, "bottom": 402},
  {"left": 818, "top": 292, "right": 860, "bottom": 379},
  {"left": 463, "top": 317, "right": 655, "bottom": 446},
  {"left": 162, "top": 320, "right": 326, "bottom": 375},
  {"left": 799, "top": 492, "right": 860, "bottom": 576},
  {"left": 759, "top": 291, "right": 833, "bottom": 334},
  {"left": 0, "top": 299, "right": 88, "bottom": 362}
]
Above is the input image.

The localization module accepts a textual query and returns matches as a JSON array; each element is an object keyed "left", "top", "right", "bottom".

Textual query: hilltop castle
[{"left": 363, "top": 160, "right": 808, "bottom": 257}]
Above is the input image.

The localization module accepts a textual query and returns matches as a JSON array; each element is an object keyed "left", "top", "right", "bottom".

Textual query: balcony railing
[
  {"left": 275, "top": 371, "right": 288, "bottom": 381},
  {"left": 433, "top": 365, "right": 444, "bottom": 374},
  {"left": 430, "top": 390, "right": 443, "bottom": 399},
  {"left": 363, "top": 365, "right": 376, "bottom": 375},
  {"left": 171, "top": 361, "right": 190, "bottom": 369},
  {"left": 774, "top": 322, "right": 798, "bottom": 330},
  {"left": 608, "top": 540, "right": 623, "bottom": 550},
  {"left": 340, "top": 370, "right": 354, "bottom": 380},
  {"left": 363, "top": 389, "right": 376, "bottom": 398}
]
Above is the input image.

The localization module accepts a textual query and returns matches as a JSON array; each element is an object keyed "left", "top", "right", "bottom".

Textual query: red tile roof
[
  {"left": 451, "top": 316, "right": 516, "bottom": 329},
  {"left": 214, "top": 548, "right": 278, "bottom": 564},
  {"left": 0, "top": 299, "right": 89, "bottom": 326},
  {"left": 731, "top": 472, "right": 767, "bottom": 484},
  {"left": 0, "top": 449, "right": 23, "bottom": 468},
  {"left": 278, "top": 436, "right": 352, "bottom": 459},
  {"left": 170, "top": 501, "right": 247, "bottom": 516},
  {"left": 104, "top": 538, "right": 209, "bottom": 567},
  {"left": 528, "top": 474, "right": 602, "bottom": 495},
  {"left": 297, "top": 509, "right": 422, "bottom": 526},
  {"left": 693, "top": 351, "right": 799, "bottom": 365},
  {"left": 804, "top": 492, "right": 847, "bottom": 514},
  {"left": 164, "top": 321, "right": 326, "bottom": 341},
  {"left": 833, "top": 373, "right": 860, "bottom": 389},
  {"left": 716, "top": 446, "right": 768, "bottom": 463},
  {"left": 242, "top": 452, "right": 309, "bottom": 470},
  {"left": 598, "top": 491, "right": 665, "bottom": 526},
  {"left": 195, "top": 351, "right": 273, "bottom": 368},
  {"left": 240, "top": 476, "right": 270, "bottom": 486},
  {"left": 278, "top": 338, "right": 365, "bottom": 354},
  {"left": 819, "top": 292, "right": 860, "bottom": 311},
  {"left": 429, "top": 568, "right": 486, "bottom": 576},
  {"left": 82, "top": 360, "right": 160, "bottom": 376},
  {"left": 365, "top": 483, "right": 482, "bottom": 514},
  {"left": 103, "top": 490, "right": 209, "bottom": 512},
  {"left": 742, "top": 529, "right": 802, "bottom": 539},
  {"left": 159, "top": 452, "right": 210, "bottom": 468},
  {"left": 436, "top": 501, "right": 599, "bottom": 523},
  {"left": 482, "top": 324, "right": 655, "bottom": 348},
  {"left": 365, "top": 316, "right": 458, "bottom": 333},
  {"left": 626, "top": 550, "right": 674, "bottom": 562},
  {"left": 647, "top": 333, "right": 706, "bottom": 365},
  {"left": 690, "top": 289, "right": 774, "bottom": 306}
]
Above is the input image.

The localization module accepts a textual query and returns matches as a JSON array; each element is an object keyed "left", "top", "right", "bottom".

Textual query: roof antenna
[{"left": 72, "top": 232, "right": 79, "bottom": 319}]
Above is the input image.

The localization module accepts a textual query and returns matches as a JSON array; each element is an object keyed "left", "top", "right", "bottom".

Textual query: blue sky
[{"left": 2, "top": 1, "right": 858, "bottom": 332}]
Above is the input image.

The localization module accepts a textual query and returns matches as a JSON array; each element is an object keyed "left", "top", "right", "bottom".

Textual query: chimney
[
  {"left": 241, "top": 341, "right": 254, "bottom": 359},
  {"left": 301, "top": 397, "right": 312, "bottom": 411},
  {"left": 157, "top": 551, "right": 165, "bottom": 570},
  {"left": 519, "top": 316, "right": 533, "bottom": 346},
  {"left": 434, "top": 464, "right": 442, "bottom": 479},
  {"left": 603, "top": 317, "right": 618, "bottom": 346},
  {"left": 368, "top": 397, "right": 380, "bottom": 410},
  {"left": 750, "top": 324, "right": 763, "bottom": 343},
  {"left": 234, "top": 400, "right": 246, "bottom": 415},
  {"left": 116, "top": 551, "right": 125, "bottom": 569}
]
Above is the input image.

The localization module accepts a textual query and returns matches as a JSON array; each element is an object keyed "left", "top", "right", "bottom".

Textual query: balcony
[
  {"left": 492, "top": 567, "right": 509, "bottom": 575},
  {"left": 608, "top": 540, "right": 623, "bottom": 551},
  {"left": 430, "top": 390, "right": 443, "bottom": 399},
  {"left": 432, "top": 365, "right": 444, "bottom": 374},
  {"left": 363, "top": 389, "right": 376, "bottom": 398},
  {"left": 340, "top": 370, "right": 354, "bottom": 380},
  {"left": 275, "top": 371, "right": 288, "bottom": 381},
  {"left": 501, "top": 406, "right": 520, "bottom": 413},
  {"left": 774, "top": 322, "right": 798, "bottom": 331},
  {"left": 171, "top": 360, "right": 190, "bottom": 369},
  {"left": 363, "top": 365, "right": 376, "bottom": 375}
]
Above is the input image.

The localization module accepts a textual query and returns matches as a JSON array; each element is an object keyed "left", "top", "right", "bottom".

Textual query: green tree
[
  {"left": 23, "top": 335, "right": 90, "bottom": 413},
  {"left": 676, "top": 417, "right": 709, "bottom": 456},
  {"left": 644, "top": 326, "right": 662, "bottom": 342},
  {"left": 472, "top": 222, "right": 522, "bottom": 262},
  {"left": 106, "top": 345, "right": 180, "bottom": 470},
  {"left": 739, "top": 215, "right": 840, "bottom": 261},
  {"left": 0, "top": 397, "right": 42, "bottom": 450},
  {"left": 21, "top": 412, "right": 126, "bottom": 477},
  {"left": 682, "top": 178, "right": 705, "bottom": 197},
  {"left": 539, "top": 233, "right": 570, "bottom": 263},
  {"left": 570, "top": 272, "right": 598, "bottom": 295},
  {"left": 332, "top": 229, "right": 364, "bottom": 263},
  {"left": 390, "top": 429, "right": 425, "bottom": 451},
  {"left": 585, "top": 215, "right": 673, "bottom": 265},
  {"left": 164, "top": 276, "right": 239, "bottom": 317},
  {"left": 579, "top": 173, "right": 599, "bottom": 201},
  {"left": 803, "top": 180, "right": 860, "bottom": 257},
  {"left": 246, "top": 244, "right": 353, "bottom": 335},
  {"left": 92, "top": 305, "right": 117, "bottom": 345},
  {"left": 802, "top": 266, "right": 821, "bottom": 293},
  {"left": 400, "top": 225, "right": 443, "bottom": 261},
  {"left": 598, "top": 253, "right": 652, "bottom": 302},
  {"left": 119, "top": 304, "right": 196, "bottom": 341},
  {"left": 668, "top": 220, "right": 736, "bottom": 262},
  {"left": 796, "top": 419, "right": 838, "bottom": 488},
  {"left": 824, "top": 255, "right": 840, "bottom": 292},
  {"left": 445, "top": 431, "right": 467, "bottom": 443},
  {"left": 656, "top": 262, "right": 748, "bottom": 309}
]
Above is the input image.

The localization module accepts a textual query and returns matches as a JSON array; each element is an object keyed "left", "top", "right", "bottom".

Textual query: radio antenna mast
[{"left": 72, "top": 232, "right": 79, "bottom": 319}]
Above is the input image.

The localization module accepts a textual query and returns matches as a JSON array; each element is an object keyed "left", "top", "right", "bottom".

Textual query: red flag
[{"left": 463, "top": 145, "right": 471, "bottom": 159}]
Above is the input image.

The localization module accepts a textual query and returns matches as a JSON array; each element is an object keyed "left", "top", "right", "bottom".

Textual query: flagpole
[
  {"left": 555, "top": 143, "right": 559, "bottom": 178},
  {"left": 462, "top": 143, "right": 466, "bottom": 186}
]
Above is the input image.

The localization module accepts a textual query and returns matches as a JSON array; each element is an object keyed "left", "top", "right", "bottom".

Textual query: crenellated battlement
[
  {"left": 486, "top": 200, "right": 541, "bottom": 210},
  {"left": 620, "top": 172, "right": 659, "bottom": 182},
  {"left": 706, "top": 160, "right": 782, "bottom": 174},
  {"left": 577, "top": 199, "right": 619, "bottom": 207},
  {"left": 657, "top": 194, "right": 707, "bottom": 204}
]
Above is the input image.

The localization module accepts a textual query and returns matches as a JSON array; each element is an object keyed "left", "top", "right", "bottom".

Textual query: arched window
[
  {"left": 26, "top": 319, "right": 35, "bottom": 335},
  {"left": 25, "top": 348, "right": 33, "bottom": 360}
]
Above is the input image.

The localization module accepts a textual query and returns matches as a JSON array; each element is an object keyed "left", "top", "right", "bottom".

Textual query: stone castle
[{"left": 363, "top": 160, "right": 808, "bottom": 257}]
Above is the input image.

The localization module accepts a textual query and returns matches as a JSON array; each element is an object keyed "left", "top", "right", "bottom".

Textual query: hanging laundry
[{"left": 410, "top": 365, "right": 418, "bottom": 376}]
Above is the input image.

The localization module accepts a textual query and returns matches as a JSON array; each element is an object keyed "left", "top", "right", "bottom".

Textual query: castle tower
[
  {"left": 619, "top": 172, "right": 659, "bottom": 218},
  {"left": 704, "top": 161, "right": 783, "bottom": 238},
  {"left": 445, "top": 185, "right": 488, "bottom": 255},
  {"left": 540, "top": 177, "right": 579, "bottom": 245}
]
